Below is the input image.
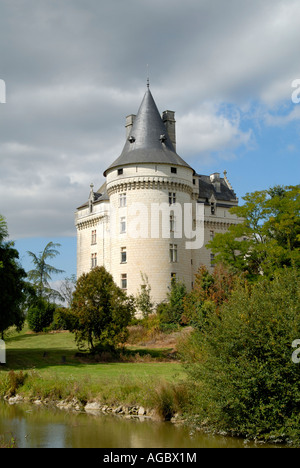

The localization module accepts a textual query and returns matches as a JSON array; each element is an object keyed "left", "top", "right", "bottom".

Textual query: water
[{"left": 0, "top": 401, "right": 279, "bottom": 448}]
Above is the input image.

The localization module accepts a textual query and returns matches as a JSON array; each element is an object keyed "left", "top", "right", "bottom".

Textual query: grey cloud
[{"left": 1, "top": 0, "right": 299, "bottom": 239}]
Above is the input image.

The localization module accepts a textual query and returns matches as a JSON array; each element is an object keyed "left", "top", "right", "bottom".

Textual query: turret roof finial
[{"left": 147, "top": 64, "right": 150, "bottom": 88}]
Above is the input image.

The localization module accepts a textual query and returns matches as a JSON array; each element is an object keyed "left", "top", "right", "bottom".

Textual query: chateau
[{"left": 75, "top": 85, "right": 240, "bottom": 304}]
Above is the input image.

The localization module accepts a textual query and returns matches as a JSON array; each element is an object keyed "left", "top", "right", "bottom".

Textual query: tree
[
  {"left": 135, "top": 272, "right": 154, "bottom": 318},
  {"left": 182, "top": 264, "right": 238, "bottom": 329},
  {"left": 27, "top": 241, "right": 65, "bottom": 299},
  {"left": 59, "top": 274, "right": 77, "bottom": 307},
  {"left": 69, "top": 266, "right": 134, "bottom": 352},
  {"left": 208, "top": 184, "right": 300, "bottom": 279},
  {"left": 0, "top": 215, "right": 31, "bottom": 338},
  {"left": 157, "top": 279, "right": 187, "bottom": 330},
  {"left": 0, "top": 215, "right": 8, "bottom": 244},
  {"left": 27, "top": 297, "right": 56, "bottom": 332},
  {"left": 179, "top": 268, "right": 300, "bottom": 444}
]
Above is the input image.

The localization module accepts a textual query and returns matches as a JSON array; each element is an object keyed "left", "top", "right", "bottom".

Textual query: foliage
[
  {"left": 0, "top": 214, "right": 8, "bottom": 245},
  {"left": 156, "top": 279, "right": 187, "bottom": 331},
  {"left": 27, "top": 241, "right": 65, "bottom": 299},
  {"left": 208, "top": 184, "right": 300, "bottom": 279},
  {"left": 0, "top": 435, "right": 17, "bottom": 449},
  {"left": 179, "top": 268, "right": 300, "bottom": 445},
  {"left": 0, "top": 215, "right": 31, "bottom": 337},
  {"left": 59, "top": 275, "right": 77, "bottom": 307},
  {"left": 27, "top": 297, "right": 56, "bottom": 332},
  {"left": 70, "top": 266, "right": 134, "bottom": 352},
  {"left": 149, "top": 381, "right": 190, "bottom": 420},
  {"left": 135, "top": 272, "right": 154, "bottom": 318},
  {"left": 182, "top": 264, "right": 239, "bottom": 330},
  {"left": 50, "top": 306, "right": 75, "bottom": 331}
]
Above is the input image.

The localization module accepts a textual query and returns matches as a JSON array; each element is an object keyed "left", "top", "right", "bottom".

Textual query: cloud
[
  {"left": 1, "top": 0, "right": 300, "bottom": 239},
  {"left": 176, "top": 102, "right": 253, "bottom": 162}
]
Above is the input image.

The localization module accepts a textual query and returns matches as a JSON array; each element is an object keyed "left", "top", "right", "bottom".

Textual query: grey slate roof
[
  {"left": 196, "top": 174, "right": 238, "bottom": 202},
  {"left": 76, "top": 183, "right": 109, "bottom": 210},
  {"left": 103, "top": 87, "right": 193, "bottom": 176}
]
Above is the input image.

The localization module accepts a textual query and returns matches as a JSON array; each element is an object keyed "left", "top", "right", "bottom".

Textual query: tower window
[
  {"left": 211, "top": 202, "right": 216, "bottom": 215},
  {"left": 169, "top": 244, "right": 178, "bottom": 263},
  {"left": 121, "top": 247, "right": 127, "bottom": 263},
  {"left": 171, "top": 167, "right": 177, "bottom": 174},
  {"left": 210, "top": 253, "right": 215, "bottom": 267},
  {"left": 91, "top": 230, "right": 97, "bottom": 245},
  {"left": 118, "top": 168, "right": 123, "bottom": 175},
  {"left": 119, "top": 193, "right": 127, "bottom": 207},
  {"left": 169, "top": 192, "right": 176, "bottom": 205},
  {"left": 170, "top": 215, "right": 175, "bottom": 233},
  {"left": 121, "top": 273, "right": 127, "bottom": 290},
  {"left": 120, "top": 217, "right": 126, "bottom": 233},
  {"left": 91, "top": 253, "right": 97, "bottom": 269}
]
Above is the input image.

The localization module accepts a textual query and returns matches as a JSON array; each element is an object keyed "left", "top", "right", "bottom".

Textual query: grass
[{"left": 0, "top": 325, "right": 188, "bottom": 413}]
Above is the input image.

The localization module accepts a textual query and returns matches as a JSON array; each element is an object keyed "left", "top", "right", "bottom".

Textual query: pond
[{"left": 0, "top": 401, "right": 281, "bottom": 449}]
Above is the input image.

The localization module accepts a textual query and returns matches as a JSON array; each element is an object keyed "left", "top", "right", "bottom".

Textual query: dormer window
[
  {"left": 128, "top": 136, "right": 135, "bottom": 143},
  {"left": 160, "top": 134, "right": 167, "bottom": 142},
  {"left": 118, "top": 168, "right": 123, "bottom": 175},
  {"left": 211, "top": 202, "right": 216, "bottom": 215},
  {"left": 171, "top": 167, "right": 177, "bottom": 174}
]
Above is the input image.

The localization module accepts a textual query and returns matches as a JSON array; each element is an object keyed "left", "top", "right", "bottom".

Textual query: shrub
[
  {"left": 27, "top": 298, "right": 55, "bottom": 332},
  {"left": 179, "top": 268, "right": 300, "bottom": 445},
  {"left": 50, "top": 307, "right": 75, "bottom": 331}
]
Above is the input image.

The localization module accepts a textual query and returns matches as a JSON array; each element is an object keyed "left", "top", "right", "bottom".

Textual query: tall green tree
[
  {"left": 179, "top": 269, "right": 300, "bottom": 444},
  {"left": 208, "top": 184, "right": 300, "bottom": 279},
  {"left": 0, "top": 215, "right": 30, "bottom": 338},
  {"left": 0, "top": 215, "right": 8, "bottom": 244},
  {"left": 27, "top": 241, "right": 64, "bottom": 299},
  {"left": 70, "top": 266, "right": 134, "bottom": 352}
]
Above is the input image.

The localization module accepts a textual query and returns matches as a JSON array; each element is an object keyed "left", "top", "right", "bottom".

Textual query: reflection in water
[{"left": 0, "top": 401, "right": 277, "bottom": 448}]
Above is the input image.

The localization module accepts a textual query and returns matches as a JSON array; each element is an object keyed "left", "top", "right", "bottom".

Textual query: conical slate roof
[{"left": 103, "top": 87, "right": 192, "bottom": 176}]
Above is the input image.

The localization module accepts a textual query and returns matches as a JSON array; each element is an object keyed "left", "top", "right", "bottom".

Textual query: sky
[{"left": 0, "top": 0, "right": 299, "bottom": 285}]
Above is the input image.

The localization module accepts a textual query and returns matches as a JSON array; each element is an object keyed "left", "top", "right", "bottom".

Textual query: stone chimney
[
  {"left": 162, "top": 110, "right": 176, "bottom": 151},
  {"left": 210, "top": 172, "right": 221, "bottom": 192},
  {"left": 125, "top": 114, "right": 136, "bottom": 138}
]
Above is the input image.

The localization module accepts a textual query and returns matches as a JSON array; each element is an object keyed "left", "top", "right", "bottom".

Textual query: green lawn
[{"left": 0, "top": 327, "right": 187, "bottom": 408}]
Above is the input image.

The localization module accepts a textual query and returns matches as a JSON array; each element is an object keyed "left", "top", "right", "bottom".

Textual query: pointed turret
[{"left": 103, "top": 87, "right": 192, "bottom": 176}]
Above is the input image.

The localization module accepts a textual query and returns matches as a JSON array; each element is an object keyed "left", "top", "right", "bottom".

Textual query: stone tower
[{"left": 75, "top": 86, "right": 240, "bottom": 304}]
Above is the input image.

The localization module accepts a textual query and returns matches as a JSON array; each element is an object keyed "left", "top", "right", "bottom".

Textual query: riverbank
[
  {"left": 0, "top": 326, "right": 292, "bottom": 448},
  {"left": 1, "top": 399, "right": 273, "bottom": 449},
  {"left": 3, "top": 392, "right": 183, "bottom": 423},
  {"left": 0, "top": 326, "right": 190, "bottom": 422}
]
